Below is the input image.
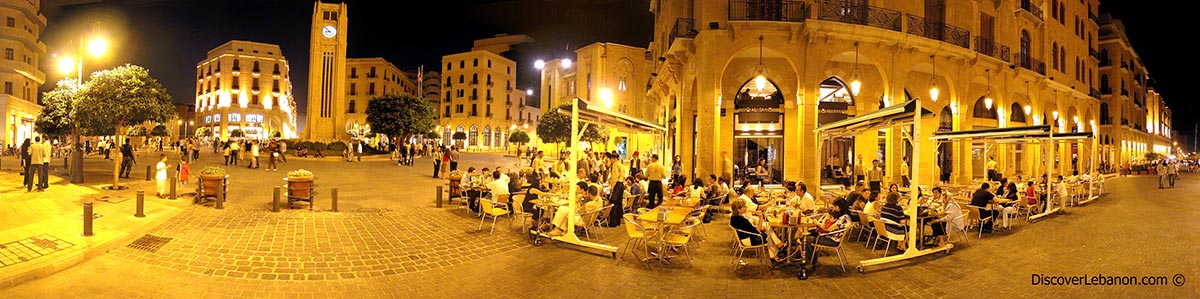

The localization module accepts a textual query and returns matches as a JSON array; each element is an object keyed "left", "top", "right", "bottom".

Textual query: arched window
[
  {"left": 472, "top": 88, "right": 478, "bottom": 100},
  {"left": 487, "top": 60, "right": 492, "bottom": 68},
  {"left": 1100, "top": 103, "right": 1109, "bottom": 124},
  {"left": 252, "top": 61, "right": 260, "bottom": 72},
  {"left": 472, "top": 73, "right": 478, "bottom": 84},
  {"left": 1020, "top": 30, "right": 1031, "bottom": 57},
  {"left": 1099, "top": 48, "right": 1109, "bottom": 65},
  {"left": 273, "top": 63, "right": 280, "bottom": 74},
  {"left": 1009, "top": 102, "right": 1026, "bottom": 123},
  {"left": 939, "top": 106, "right": 954, "bottom": 130},
  {"left": 233, "top": 59, "right": 240, "bottom": 70},
  {"left": 1051, "top": 0, "right": 1059, "bottom": 20},
  {"left": 469, "top": 125, "right": 479, "bottom": 146},
  {"left": 482, "top": 126, "right": 491, "bottom": 147},
  {"left": 458, "top": 75, "right": 464, "bottom": 84},
  {"left": 1100, "top": 75, "right": 1109, "bottom": 93},
  {"left": 972, "top": 97, "right": 998, "bottom": 119},
  {"left": 1052, "top": 43, "right": 1059, "bottom": 70},
  {"left": 459, "top": 61, "right": 464, "bottom": 69}
]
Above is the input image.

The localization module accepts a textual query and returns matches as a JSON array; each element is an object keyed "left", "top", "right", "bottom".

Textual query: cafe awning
[
  {"left": 814, "top": 99, "right": 934, "bottom": 138},
  {"left": 929, "top": 125, "right": 1094, "bottom": 142},
  {"left": 557, "top": 98, "right": 666, "bottom": 133}
]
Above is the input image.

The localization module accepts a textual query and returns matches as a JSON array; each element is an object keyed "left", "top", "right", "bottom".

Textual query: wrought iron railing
[
  {"left": 973, "top": 36, "right": 1010, "bottom": 62},
  {"left": 1090, "top": 88, "right": 1101, "bottom": 99},
  {"left": 729, "top": 0, "right": 808, "bottom": 22},
  {"left": 1018, "top": 0, "right": 1043, "bottom": 21},
  {"left": 1016, "top": 52, "right": 1046, "bottom": 75},
  {"left": 906, "top": 14, "right": 970, "bottom": 49},
  {"left": 670, "top": 18, "right": 697, "bottom": 46},
  {"left": 816, "top": 1, "right": 901, "bottom": 31}
]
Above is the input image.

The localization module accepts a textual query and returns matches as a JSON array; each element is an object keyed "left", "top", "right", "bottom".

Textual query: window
[
  {"left": 472, "top": 89, "right": 478, "bottom": 100},
  {"left": 213, "top": 114, "right": 220, "bottom": 122},
  {"left": 472, "top": 73, "right": 478, "bottom": 84},
  {"left": 459, "top": 61, "right": 464, "bottom": 69},
  {"left": 369, "top": 83, "right": 376, "bottom": 95},
  {"left": 445, "top": 106, "right": 451, "bottom": 117},
  {"left": 273, "top": 63, "right": 280, "bottom": 74},
  {"left": 471, "top": 104, "right": 477, "bottom": 116},
  {"left": 458, "top": 75, "right": 464, "bottom": 84},
  {"left": 1051, "top": 0, "right": 1058, "bottom": 20},
  {"left": 1051, "top": 43, "right": 1058, "bottom": 70},
  {"left": 5, "top": 17, "right": 13, "bottom": 27},
  {"left": 205, "top": 115, "right": 212, "bottom": 123},
  {"left": 486, "top": 104, "right": 491, "bottom": 116},
  {"left": 331, "top": 12, "right": 338, "bottom": 21},
  {"left": 232, "top": 76, "right": 240, "bottom": 89},
  {"left": 252, "top": 78, "right": 260, "bottom": 90},
  {"left": 229, "top": 113, "right": 241, "bottom": 122},
  {"left": 369, "top": 67, "right": 376, "bottom": 78},
  {"left": 456, "top": 104, "right": 464, "bottom": 113},
  {"left": 446, "top": 62, "right": 452, "bottom": 70},
  {"left": 487, "top": 60, "right": 492, "bottom": 68},
  {"left": 273, "top": 80, "right": 279, "bottom": 92},
  {"left": 3, "top": 81, "right": 10, "bottom": 95},
  {"left": 246, "top": 114, "right": 264, "bottom": 123},
  {"left": 251, "top": 93, "right": 259, "bottom": 105},
  {"left": 473, "top": 59, "right": 478, "bottom": 67},
  {"left": 233, "top": 59, "right": 240, "bottom": 70},
  {"left": 350, "top": 83, "right": 357, "bottom": 95},
  {"left": 1060, "top": 48, "right": 1066, "bottom": 72},
  {"left": 253, "top": 61, "right": 260, "bottom": 72},
  {"left": 469, "top": 126, "right": 478, "bottom": 146},
  {"left": 507, "top": 66, "right": 510, "bottom": 74},
  {"left": 348, "top": 100, "right": 356, "bottom": 113},
  {"left": 4, "top": 48, "right": 11, "bottom": 60}
]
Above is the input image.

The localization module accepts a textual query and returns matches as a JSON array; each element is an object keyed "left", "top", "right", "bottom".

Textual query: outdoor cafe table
[
  {"left": 766, "top": 215, "right": 820, "bottom": 269},
  {"left": 637, "top": 206, "right": 694, "bottom": 264}
]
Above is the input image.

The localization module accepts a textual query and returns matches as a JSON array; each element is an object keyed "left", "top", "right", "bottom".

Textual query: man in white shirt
[
  {"left": 487, "top": 171, "right": 509, "bottom": 195},
  {"left": 790, "top": 182, "right": 816, "bottom": 213},
  {"left": 739, "top": 186, "right": 760, "bottom": 212}
]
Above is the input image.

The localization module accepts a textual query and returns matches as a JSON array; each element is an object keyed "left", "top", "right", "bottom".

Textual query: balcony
[
  {"left": 486, "top": 96, "right": 494, "bottom": 102},
  {"left": 1099, "top": 56, "right": 1111, "bottom": 67},
  {"left": 669, "top": 18, "right": 697, "bottom": 47},
  {"left": 906, "top": 15, "right": 970, "bottom": 49},
  {"left": 816, "top": 1, "right": 901, "bottom": 32},
  {"left": 445, "top": 82, "right": 452, "bottom": 88},
  {"left": 470, "top": 79, "right": 479, "bottom": 86},
  {"left": 1100, "top": 117, "right": 1112, "bottom": 125},
  {"left": 367, "top": 73, "right": 377, "bottom": 79},
  {"left": 470, "top": 95, "right": 478, "bottom": 101},
  {"left": 973, "top": 36, "right": 1011, "bottom": 62},
  {"left": 1120, "top": 62, "right": 1129, "bottom": 71},
  {"left": 1090, "top": 88, "right": 1101, "bottom": 99},
  {"left": 1017, "top": 0, "right": 1043, "bottom": 22},
  {"left": 1088, "top": 11, "right": 1099, "bottom": 24},
  {"left": 728, "top": 0, "right": 807, "bottom": 22},
  {"left": 486, "top": 81, "right": 494, "bottom": 87},
  {"left": 1089, "top": 48, "right": 1099, "bottom": 61},
  {"left": 1015, "top": 52, "right": 1046, "bottom": 75}
]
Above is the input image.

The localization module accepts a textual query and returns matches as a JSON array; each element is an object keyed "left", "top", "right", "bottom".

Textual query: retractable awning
[
  {"left": 557, "top": 98, "right": 666, "bottom": 133},
  {"left": 814, "top": 99, "right": 934, "bottom": 137},
  {"left": 929, "top": 125, "right": 1093, "bottom": 142}
]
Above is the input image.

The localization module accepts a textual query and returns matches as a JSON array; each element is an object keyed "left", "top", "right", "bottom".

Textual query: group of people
[
  {"left": 729, "top": 180, "right": 858, "bottom": 267},
  {"left": 1157, "top": 160, "right": 1181, "bottom": 189},
  {"left": 219, "top": 139, "right": 285, "bottom": 171},
  {"left": 18, "top": 136, "right": 54, "bottom": 192}
]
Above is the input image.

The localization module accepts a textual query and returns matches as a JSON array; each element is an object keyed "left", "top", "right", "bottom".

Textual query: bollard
[
  {"left": 83, "top": 202, "right": 94, "bottom": 236},
  {"left": 331, "top": 188, "right": 338, "bottom": 212},
  {"left": 146, "top": 165, "right": 152, "bottom": 181},
  {"left": 436, "top": 185, "right": 444, "bottom": 208},
  {"left": 135, "top": 190, "right": 146, "bottom": 218},
  {"left": 273, "top": 186, "right": 281, "bottom": 212},
  {"left": 216, "top": 180, "right": 225, "bottom": 210},
  {"left": 169, "top": 168, "right": 177, "bottom": 200}
]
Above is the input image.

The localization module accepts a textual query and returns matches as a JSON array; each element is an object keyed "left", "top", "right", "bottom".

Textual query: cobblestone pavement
[{"left": 2, "top": 152, "right": 1196, "bottom": 298}]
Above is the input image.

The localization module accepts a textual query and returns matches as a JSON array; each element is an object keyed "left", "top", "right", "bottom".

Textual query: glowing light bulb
[
  {"left": 561, "top": 59, "right": 572, "bottom": 69},
  {"left": 754, "top": 75, "right": 766, "bottom": 92},
  {"left": 984, "top": 96, "right": 993, "bottom": 110},
  {"left": 929, "top": 84, "right": 940, "bottom": 102},
  {"left": 1024, "top": 105, "right": 1032, "bottom": 115}
]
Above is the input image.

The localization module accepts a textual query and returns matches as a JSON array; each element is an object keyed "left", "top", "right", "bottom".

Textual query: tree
[
  {"left": 423, "top": 131, "right": 439, "bottom": 139},
  {"left": 537, "top": 104, "right": 571, "bottom": 146},
  {"left": 150, "top": 124, "right": 169, "bottom": 137},
  {"left": 75, "top": 64, "right": 175, "bottom": 189},
  {"left": 230, "top": 129, "right": 245, "bottom": 138},
  {"left": 126, "top": 126, "right": 147, "bottom": 136},
  {"left": 508, "top": 130, "right": 530, "bottom": 145},
  {"left": 35, "top": 79, "right": 84, "bottom": 137},
  {"left": 365, "top": 93, "right": 435, "bottom": 142},
  {"left": 195, "top": 127, "right": 211, "bottom": 138},
  {"left": 273, "top": 131, "right": 282, "bottom": 138},
  {"left": 453, "top": 131, "right": 467, "bottom": 140},
  {"left": 582, "top": 124, "right": 608, "bottom": 151}
]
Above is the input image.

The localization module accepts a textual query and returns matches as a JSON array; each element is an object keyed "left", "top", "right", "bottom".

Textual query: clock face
[{"left": 322, "top": 25, "right": 337, "bottom": 38}]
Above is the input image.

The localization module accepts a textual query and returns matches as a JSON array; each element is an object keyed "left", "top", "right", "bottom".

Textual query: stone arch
[
  {"left": 1009, "top": 102, "right": 1027, "bottom": 124},
  {"left": 818, "top": 47, "right": 890, "bottom": 113},
  {"left": 972, "top": 96, "right": 998, "bottom": 120}
]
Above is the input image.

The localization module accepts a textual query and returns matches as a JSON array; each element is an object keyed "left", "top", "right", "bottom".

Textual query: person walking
[
  {"left": 28, "top": 138, "right": 45, "bottom": 191},
  {"left": 154, "top": 154, "right": 168, "bottom": 198},
  {"left": 1157, "top": 162, "right": 1168, "bottom": 189},
  {"left": 1169, "top": 161, "right": 1178, "bottom": 188},
  {"left": 179, "top": 159, "right": 191, "bottom": 186},
  {"left": 119, "top": 138, "right": 135, "bottom": 178},
  {"left": 266, "top": 141, "right": 278, "bottom": 172},
  {"left": 228, "top": 141, "right": 240, "bottom": 166},
  {"left": 278, "top": 140, "right": 287, "bottom": 163},
  {"left": 249, "top": 141, "right": 260, "bottom": 169},
  {"left": 222, "top": 143, "right": 231, "bottom": 165},
  {"left": 645, "top": 154, "right": 667, "bottom": 209}
]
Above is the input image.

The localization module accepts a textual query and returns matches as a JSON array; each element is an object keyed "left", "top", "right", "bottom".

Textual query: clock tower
[{"left": 304, "top": 2, "right": 348, "bottom": 141}]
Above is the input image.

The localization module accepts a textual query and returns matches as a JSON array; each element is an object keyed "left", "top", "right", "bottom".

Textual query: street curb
[{"left": 0, "top": 199, "right": 186, "bottom": 290}]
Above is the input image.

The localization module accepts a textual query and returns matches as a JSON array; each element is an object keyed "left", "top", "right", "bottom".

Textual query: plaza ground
[{"left": 0, "top": 147, "right": 1196, "bottom": 298}]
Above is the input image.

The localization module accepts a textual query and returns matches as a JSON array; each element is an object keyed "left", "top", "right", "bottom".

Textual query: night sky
[{"left": 40, "top": 0, "right": 1194, "bottom": 147}]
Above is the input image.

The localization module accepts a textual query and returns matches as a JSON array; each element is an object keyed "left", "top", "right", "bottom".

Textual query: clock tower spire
[{"left": 304, "top": 2, "right": 348, "bottom": 141}]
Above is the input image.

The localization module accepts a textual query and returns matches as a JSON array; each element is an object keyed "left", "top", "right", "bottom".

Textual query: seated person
[
  {"left": 548, "top": 183, "right": 604, "bottom": 235},
  {"left": 970, "top": 183, "right": 997, "bottom": 233},
  {"left": 671, "top": 176, "right": 688, "bottom": 197},
  {"left": 889, "top": 183, "right": 901, "bottom": 194},
  {"left": 862, "top": 191, "right": 882, "bottom": 218},
  {"left": 626, "top": 176, "right": 643, "bottom": 197},
  {"left": 786, "top": 181, "right": 817, "bottom": 214},
  {"left": 464, "top": 167, "right": 483, "bottom": 212},
  {"left": 928, "top": 187, "right": 963, "bottom": 247},
  {"left": 879, "top": 192, "right": 908, "bottom": 250},
  {"left": 485, "top": 170, "right": 510, "bottom": 205},
  {"left": 688, "top": 179, "right": 706, "bottom": 201},
  {"left": 729, "top": 198, "right": 786, "bottom": 262},
  {"left": 523, "top": 175, "right": 551, "bottom": 228},
  {"left": 804, "top": 203, "right": 853, "bottom": 266},
  {"left": 738, "top": 186, "right": 762, "bottom": 212}
]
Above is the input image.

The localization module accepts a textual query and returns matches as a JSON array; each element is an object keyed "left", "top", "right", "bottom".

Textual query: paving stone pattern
[{"left": 111, "top": 206, "right": 527, "bottom": 281}]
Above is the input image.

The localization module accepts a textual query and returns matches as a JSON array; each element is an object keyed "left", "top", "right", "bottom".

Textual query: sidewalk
[{"left": 0, "top": 164, "right": 189, "bottom": 289}]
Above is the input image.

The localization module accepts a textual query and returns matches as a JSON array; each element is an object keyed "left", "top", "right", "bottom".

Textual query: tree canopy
[
  {"left": 35, "top": 79, "right": 83, "bottom": 137},
  {"left": 452, "top": 131, "right": 467, "bottom": 140},
  {"left": 365, "top": 93, "right": 435, "bottom": 140},
  {"left": 74, "top": 65, "right": 176, "bottom": 134},
  {"left": 538, "top": 103, "right": 606, "bottom": 147},
  {"left": 150, "top": 124, "right": 169, "bottom": 137},
  {"left": 508, "top": 130, "right": 530, "bottom": 144}
]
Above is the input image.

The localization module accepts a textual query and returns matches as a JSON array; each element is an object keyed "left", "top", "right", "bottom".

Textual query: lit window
[{"left": 229, "top": 113, "right": 241, "bottom": 122}]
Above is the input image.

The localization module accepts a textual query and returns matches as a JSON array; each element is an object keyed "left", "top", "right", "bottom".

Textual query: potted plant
[
  {"left": 285, "top": 169, "right": 315, "bottom": 198},
  {"left": 197, "top": 166, "right": 227, "bottom": 203}
]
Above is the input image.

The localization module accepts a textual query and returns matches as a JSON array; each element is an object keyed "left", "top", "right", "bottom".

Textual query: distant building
[
  {"left": 193, "top": 40, "right": 298, "bottom": 140},
  {"left": 437, "top": 35, "right": 532, "bottom": 151},
  {"left": 344, "top": 57, "right": 415, "bottom": 137},
  {"left": 0, "top": 0, "right": 46, "bottom": 148}
]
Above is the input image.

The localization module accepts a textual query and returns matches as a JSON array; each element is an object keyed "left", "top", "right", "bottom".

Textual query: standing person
[
  {"left": 629, "top": 151, "right": 642, "bottom": 178},
  {"left": 449, "top": 146, "right": 460, "bottom": 172},
  {"left": 356, "top": 141, "right": 363, "bottom": 162},
  {"left": 228, "top": 141, "right": 240, "bottom": 166},
  {"left": 266, "top": 141, "right": 278, "bottom": 172},
  {"left": 39, "top": 138, "right": 51, "bottom": 190},
  {"left": 102, "top": 139, "right": 111, "bottom": 160},
  {"left": 532, "top": 151, "right": 545, "bottom": 175},
  {"left": 1157, "top": 162, "right": 1167, "bottom": 189},
  {"left": 440, "top": 146, "right": 450, "bottom": 177},
  {"left": 854, "top": 155, "right": 866, "bottom": 184},
  {"left": 26, "top": 138, "right": 42, "bottom": 191},
  {"left": 900, "top": 156, "right": 911, "bottom": 187},
  {"left": 178, "top": 159, "right": 191, "bottom": 186},
  {"left": 249, "top": 141, "right": 260, "bottom": 169},
  {"left": 119, "top": 138, "right": 135, "bottom": 178},
  {"left": 986, "top": 156, "right": 998, "bottom": 181},
  {"left": 867, "top": 159, "right": 884, "bottom": 193},
  {"left": 433, "top": 146, "right": 443, "bottom": 178},
  {"left": 222, "top": 143, "right": 231, "bottom": 165},
  {"left": 671, "top": 155, "right": 683, "bottom": 184},
  {"left": 1169, "top": 161, "right": 1178, "bottom": 188},
  {"left": 153, "top": 154, "right": 167, "bottom": 198},
  {"left": 644, "top": 154, "right": 667, "bottom": 209}
]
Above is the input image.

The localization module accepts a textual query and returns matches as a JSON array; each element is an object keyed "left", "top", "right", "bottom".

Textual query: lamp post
[{"left": 60, "top": 31, "right": 108, "bottom": 184}]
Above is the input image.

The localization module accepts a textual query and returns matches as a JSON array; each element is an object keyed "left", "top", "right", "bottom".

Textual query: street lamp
[
  {"left": 62, "top": 33, "right": 109, "bottom": 184},
  {"left": 599, "top": 88, "right": 614, "bottom": 108},
  {"left": 534, "top": 59, "right": 545, "bottom": 70}
]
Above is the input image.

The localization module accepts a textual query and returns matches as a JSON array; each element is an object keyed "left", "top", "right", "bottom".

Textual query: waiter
[
  {"left": 644, "top": 154, "right": 667, "bottom": 209},
  {"left": 867, "top": 159, "right": 884, "bottom": 193}
]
